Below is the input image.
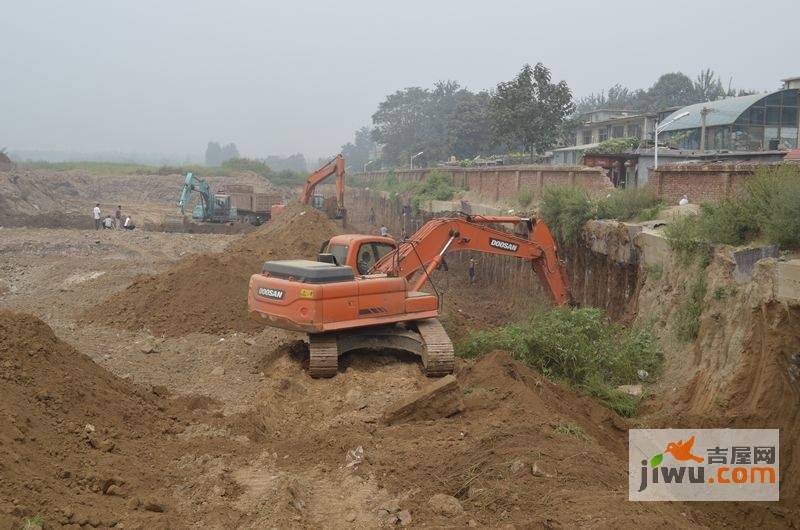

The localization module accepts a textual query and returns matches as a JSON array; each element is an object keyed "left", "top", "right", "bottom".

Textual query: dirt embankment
[
  {"left": 0, "top": 311, "right": 182, "bottom": 528},
  {"left": 82, "top": 204, "right": 340, "bottom": 337},
  {"left": 637, "top": 252, "right": 800, "bottom": 523}
]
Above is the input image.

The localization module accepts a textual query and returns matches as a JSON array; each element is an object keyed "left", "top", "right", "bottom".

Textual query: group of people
[{"left": 93, "top": 204, "right": 135, "bottom": 231}]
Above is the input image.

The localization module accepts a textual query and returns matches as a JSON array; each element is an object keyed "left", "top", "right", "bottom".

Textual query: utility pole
[{"left": 700, "top": 107, "right": 710, "bottom": 152}]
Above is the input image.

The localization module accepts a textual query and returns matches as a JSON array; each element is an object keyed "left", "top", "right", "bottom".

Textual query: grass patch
[
  {"left": 644, "top": 262, "right": 663, "bottom": 280},
  {"left": 21, "top": 515, "right": 44, "bottom": 530},
  {"left": 674, "top": 276, "right": 707, "bottom": 342},
  {"left": 553, "top": 421, "right": 588, "bottom": 439},
  {"left": 456, "top": 307, "right": 662, "bottom": 416}
]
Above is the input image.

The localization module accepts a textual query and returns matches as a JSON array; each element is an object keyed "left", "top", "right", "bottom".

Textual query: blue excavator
[{"left": 177, "top": 172, "right": 236, "bottom": 223}]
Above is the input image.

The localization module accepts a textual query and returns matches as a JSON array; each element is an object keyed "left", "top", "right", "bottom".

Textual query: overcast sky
[{"left": 2, "top": 0, "right": 797, "bottom": 162}]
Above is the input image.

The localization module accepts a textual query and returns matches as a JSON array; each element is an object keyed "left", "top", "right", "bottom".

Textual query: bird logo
[{"left": 648, "top": 435, "right": 704, "bottom": 468}]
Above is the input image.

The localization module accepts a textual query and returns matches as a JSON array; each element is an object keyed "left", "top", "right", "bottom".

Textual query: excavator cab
[{"left": 323, "top": 235, "right": 397, "bottom": 274}]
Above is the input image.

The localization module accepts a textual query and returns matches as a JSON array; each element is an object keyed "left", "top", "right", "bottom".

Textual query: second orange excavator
[
  {"left": 299, "top": 154, "right": 346, "bottom": 219},
  {"left": 248, "top": 213, "right": 570, "bottom": 377}
]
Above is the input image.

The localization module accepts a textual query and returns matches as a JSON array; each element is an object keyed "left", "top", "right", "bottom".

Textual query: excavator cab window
[
  {"left": 328, "top": 244, "right": 348, "bottom": 267},
  {"left": 355, "top": 242, "right": 394, "bottom": 275}
]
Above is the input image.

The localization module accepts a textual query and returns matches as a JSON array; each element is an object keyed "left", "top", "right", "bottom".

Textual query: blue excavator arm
[{"left": 178, "top": 172, "right": 212, "bottom": 218}]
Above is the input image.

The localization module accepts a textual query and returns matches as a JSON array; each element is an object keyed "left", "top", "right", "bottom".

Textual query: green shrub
[
  {"left": 516, "top": 188, "right": 534, "bottom": 208},
  {"left": 664, "top": 215, "right": 711, "bottom": 266},
  {"left": 540, "top": 186, "right": 664, "bottom": 243},
  {"left": 740, "top": 164, "right": 800, "bottom": 249},
  {"left": 540, "top": 187, "right": 594, "bottom": 242},
  {"left": 695, "top": 201, "right": 758, "bottom": 245},
  {"left": 419, "top": 169, "right": 459, "bottom": 201},
  {"left": 674, "top": 276, "right": 707, "bottom": 342},
  {"left": 457, "top": 307, "right": 662, "bottom": 416},
  {"left": 667, "top": 165, "right": 800, "bottom": 251},
  {"left": 596, "top": 187, "right": 662, "bottom": 221}
]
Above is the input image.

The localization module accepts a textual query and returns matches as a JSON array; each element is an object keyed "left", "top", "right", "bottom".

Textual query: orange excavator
[
  {"left": 299, "top": 154, "right": 346, "bottom": 219},
  {"left": 247, "top": 213, "right": 570, "bottom": 377}
]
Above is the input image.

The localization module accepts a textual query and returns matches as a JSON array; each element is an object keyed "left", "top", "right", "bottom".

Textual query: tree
[
  {"left": 370, "top": 81, "right": 494, "bottom": 166},
  {"left": 447, "top": 90, "right": 493, "bottom": 159},
  {"left": 371, "top": 87, "right": 431, "bottom": 165},
  {"left": 205, "top": 141, "right": 239, "bottom": 166},
  {"left": 205, "top": 141, "right": 222, "bottom": 166},
  {"left": 341, "top": 126, "right": 378, "bottom": 171},
  {"left": 693, "top": 68, "right": 726, "bottom": 102},
  {"left": 575, "top": 69, "right": 753, "bottom": 115},
  {"left": 490, "top": 63, "right": 574, "bottom": 157},
  {"left": 644, "top": 72, "right": 697, "bottom": 110}
]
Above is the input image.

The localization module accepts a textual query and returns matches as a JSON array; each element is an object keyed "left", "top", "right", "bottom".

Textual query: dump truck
[{"left": 176, "top": 173, "right": 281, "bottom": 226}]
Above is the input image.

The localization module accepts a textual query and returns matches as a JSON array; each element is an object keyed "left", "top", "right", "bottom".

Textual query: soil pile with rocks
[
  {"left": 0, "top": 311, "right": 183, "bottom": 528},
  {"left": 231, "top": 349, "right": 698, "bottom": 528},
  {"left": 83, "top": 204, "right": 341, "bottom": 336}
]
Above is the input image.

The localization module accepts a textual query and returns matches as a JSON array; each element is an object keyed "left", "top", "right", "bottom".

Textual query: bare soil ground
[
  {"left": 0, "top": 169, "right": 281, "bottom": 230},
  {"left": 0, "top": 170, "right": 795, "bottom": 528}
]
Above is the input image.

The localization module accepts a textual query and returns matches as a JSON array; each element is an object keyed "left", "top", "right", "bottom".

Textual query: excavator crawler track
[
  {"left": 308, "top": 334, "right": 338, "bottom": 378},
  {"left": 416, "top": 319, "right": 455, "bottom": 377}
]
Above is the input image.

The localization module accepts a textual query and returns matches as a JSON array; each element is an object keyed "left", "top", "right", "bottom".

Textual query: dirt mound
[
  {"left": 83, "top": 204, "right": 341, "bottom": 336},
  {"left": 232, "top": 350, "right": 696, "bottom": 528},
  {"left": 0, "top": 311, "right": 183, "bottom": 528}
]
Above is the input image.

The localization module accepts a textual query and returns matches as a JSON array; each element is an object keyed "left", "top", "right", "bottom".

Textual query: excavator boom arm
[
  {"left": 372, "top": 215, "right": 570, "bottom": 305},
  {"left": 300, "top": 154, "right": 345, "bottom": 210},
  {"left": 178, "top": 172, "right": 211, "bottom": 216}
]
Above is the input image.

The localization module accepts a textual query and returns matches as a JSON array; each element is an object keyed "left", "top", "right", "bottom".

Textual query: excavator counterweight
[{"left": 248, "top": 213, "right": 570, "bottom": 377}]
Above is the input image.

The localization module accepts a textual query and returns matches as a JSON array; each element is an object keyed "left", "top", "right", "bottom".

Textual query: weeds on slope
[
  {"left": 359, "top": 169, "right": 466, "bottom": 212},
  {"left": 665, "top": 164, "right": 800, "bottom": 251},
  {"left": 674, "top": 276, "right": 708, "bottom": 342},
  {"left": 456, "top": 307, "right": 662, "bottom": 416},
  {"left": 540, "top": 186, "right": 662, "bottom": 243}
]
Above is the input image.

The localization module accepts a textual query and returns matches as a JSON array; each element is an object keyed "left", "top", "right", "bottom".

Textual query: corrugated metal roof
[{"left": 659, "top": 92, "right": 770, "bottom": 132}]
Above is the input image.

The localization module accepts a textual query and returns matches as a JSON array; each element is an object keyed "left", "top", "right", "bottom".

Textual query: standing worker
[
  {"left": 468, "top": 258, "right": 476, "bottom": 285},
  {"left": 380, "top": 224, "right": 389, "bottom": 237},
  {"left": 92, "top": 203, "right": 101, "bottom": 230},
  {"left": 115, "top": 205, "right": 123, "bottom": 229}
]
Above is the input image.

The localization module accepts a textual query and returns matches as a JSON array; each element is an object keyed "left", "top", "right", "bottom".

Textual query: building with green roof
[{"left": 659, "top": 80, "right": 799, "bottom": 151}]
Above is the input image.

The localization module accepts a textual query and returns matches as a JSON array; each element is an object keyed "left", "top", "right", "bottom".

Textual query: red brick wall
[
  {"left": 648, "top": 164, "right": 757, "bottom": 204},
  {"left": 356, "top": 165, "right": 612, "bottom": 202}
]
